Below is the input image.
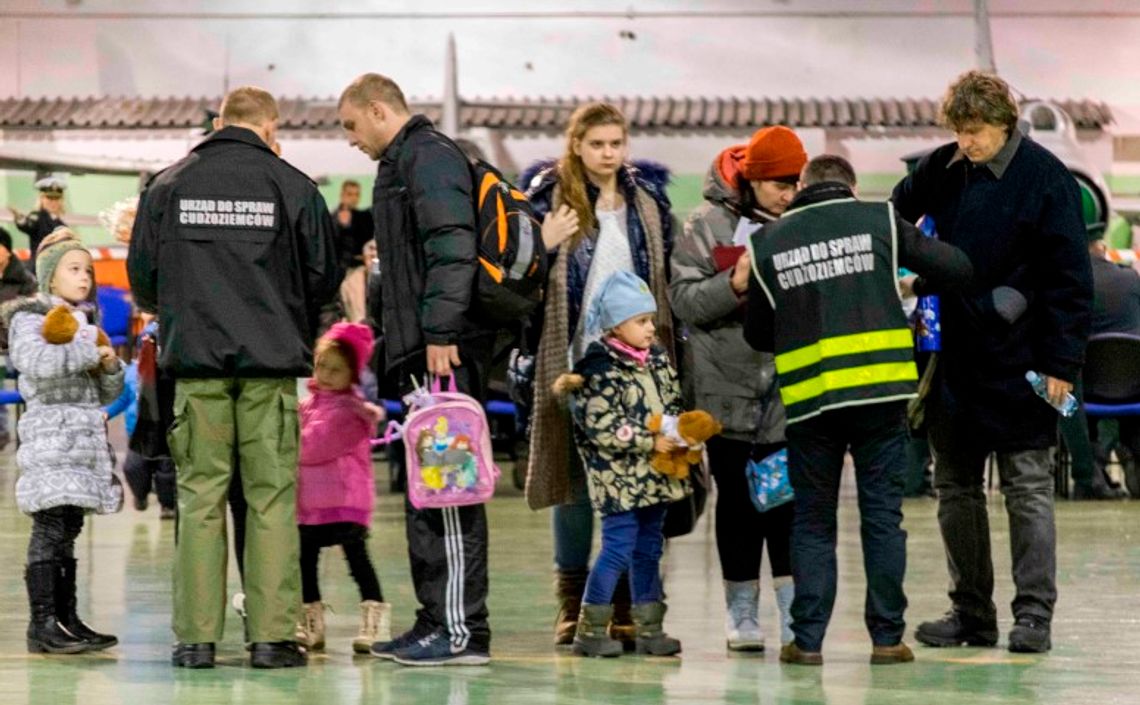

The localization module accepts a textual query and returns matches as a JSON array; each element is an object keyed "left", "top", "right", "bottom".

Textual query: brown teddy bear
[
  {"left": 647, "top": 410, "right": 722, "bottom": 480},
  {"left": 42, "top": 305, "right": 112, "bottom": 348}
]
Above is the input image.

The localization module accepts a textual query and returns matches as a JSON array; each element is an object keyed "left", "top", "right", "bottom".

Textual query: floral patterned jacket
[{"left": 570, "top": 340, "right": 690, "bottom": 516}]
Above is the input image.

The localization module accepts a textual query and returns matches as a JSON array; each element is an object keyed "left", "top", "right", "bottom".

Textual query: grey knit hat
[{"left": 36, "top": 228, "right": 89, "bottom": 295}]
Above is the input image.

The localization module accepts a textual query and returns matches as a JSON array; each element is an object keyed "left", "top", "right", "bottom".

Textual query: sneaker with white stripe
[{"left": 391, "top": 629, "right": 489, "bottom": 667}]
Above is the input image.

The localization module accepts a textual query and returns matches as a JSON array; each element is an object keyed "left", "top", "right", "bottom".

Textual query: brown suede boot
[
  {"left": 554, "top": 568, "right": 588, "bottom": 645},
  {"left": 607, "top": 573, "right": 636, "bottom": 651},
  {"left": 871, "top": 642, "right": 915, "bottom": 664},
  {"left": 780, "top": 642, "right": 823, "bottom": 666}
]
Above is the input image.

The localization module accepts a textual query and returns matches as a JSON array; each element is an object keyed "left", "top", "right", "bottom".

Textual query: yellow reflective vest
[{"left": 748, "top": 197, "right": 917, "bottom": 424}]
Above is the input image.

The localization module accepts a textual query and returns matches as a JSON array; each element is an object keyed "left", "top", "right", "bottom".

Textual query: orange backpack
[{"left": 468, "top": 159, "right": 547, "bottom": 327}]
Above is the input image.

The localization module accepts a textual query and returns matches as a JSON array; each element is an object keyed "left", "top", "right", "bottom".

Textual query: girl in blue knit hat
[{"left": 554, "top": 270, "right": 691, "bottom": 658}]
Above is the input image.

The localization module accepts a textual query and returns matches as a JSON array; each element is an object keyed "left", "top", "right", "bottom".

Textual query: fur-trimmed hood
[
  {"left": 0, "top": 294, "right": 96, "bottom": 327},
  {"left": 0, "top": 293, "right": 55, "bottom": 327},
  {"left": 521, "top": 158, "right": 672, "bottom": 212}
]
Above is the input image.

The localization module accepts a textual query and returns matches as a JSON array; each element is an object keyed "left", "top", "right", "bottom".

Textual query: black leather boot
[
  {"left": 26, "top": 561, "right": 89, "bottom": 654},
  {"left": 172, "top": 642, "right": 216, "bottom": 668},
  {"left": 250, "top": 641, "right": 308, "bottom": 669},
  {"left": 56, "top": 558, "right": 117, "bottom": 650}
]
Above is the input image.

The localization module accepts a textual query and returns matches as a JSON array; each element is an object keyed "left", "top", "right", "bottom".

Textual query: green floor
[{"left": 1, "top": 431, "right": 1138, "bottom": 705}]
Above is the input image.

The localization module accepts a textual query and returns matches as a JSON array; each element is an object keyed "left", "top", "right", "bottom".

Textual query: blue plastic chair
[
  {"left": 1083, "top": 333, "right": 1140, "bottom": 416},
  {"left": 1063, "top": 333, "right": 1140, "bottom": 495},
  {"left": 96, "top": 286, "right": 133, "bottom": 351}
]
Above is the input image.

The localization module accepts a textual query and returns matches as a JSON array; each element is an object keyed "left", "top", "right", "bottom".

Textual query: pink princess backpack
[{"left": 376, "top": 376, "right": 500, "bottom": 510}]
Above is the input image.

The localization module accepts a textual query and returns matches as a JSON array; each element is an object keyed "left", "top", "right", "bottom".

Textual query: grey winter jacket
[
  {"left": 669, "top": 158, "right": 785, "bottom": 444},
  {"left": 4, "top": 296, "right": 124, "bottom": 515}
]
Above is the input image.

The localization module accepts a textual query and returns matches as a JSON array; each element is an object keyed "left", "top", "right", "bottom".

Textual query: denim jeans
[
  {"left": 929, "top": 439, "right": 1057, "bottom": 622},
  {"left": 785, "top": 402, "right": 909, "bottom": 651},
  {"left": 553, "top": 459, "right": 594, "bottom": 572},
  {"left": 582, "top": 504, "right": 668, "bottom": 605}
]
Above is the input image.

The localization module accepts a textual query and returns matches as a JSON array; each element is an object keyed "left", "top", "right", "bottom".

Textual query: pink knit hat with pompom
[{"left": 323, "top": 322, "right": 374, "bottom": 382}]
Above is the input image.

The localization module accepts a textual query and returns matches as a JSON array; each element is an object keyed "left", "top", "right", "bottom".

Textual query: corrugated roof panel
[{"left": 0, "top": 95, "right": 1113, "bottom": 132}]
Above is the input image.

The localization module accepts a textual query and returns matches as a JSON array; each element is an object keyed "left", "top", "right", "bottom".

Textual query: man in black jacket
[
  {"left": 892, "top": 71, "right": 1093, "bottom": 654},
  {"left": 128, "top": 86, "right": 339, "bottom": 670},
  {"left": 745, "top": 155, "right": 973, "bottom": 665},
  {"left": 339, "top": 72, "right": 494, "bottom": 666}
]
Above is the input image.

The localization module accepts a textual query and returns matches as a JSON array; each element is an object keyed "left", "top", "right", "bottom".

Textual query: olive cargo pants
[{"left": 169, "top": 377, "right": 301, "bottom": 644}]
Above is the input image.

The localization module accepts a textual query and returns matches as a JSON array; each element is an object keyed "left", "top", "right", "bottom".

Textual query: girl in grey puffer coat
[
  {"left": 4, "top": 231, "right": 125, "bottom": 655},
  {"left": 8, "top": 295, "right": 125, "bottom": 516}
]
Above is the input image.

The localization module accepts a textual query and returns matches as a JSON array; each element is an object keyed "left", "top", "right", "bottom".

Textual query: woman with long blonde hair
[{"left": 520, "top": 102, "right": 676, "bottom": 647}]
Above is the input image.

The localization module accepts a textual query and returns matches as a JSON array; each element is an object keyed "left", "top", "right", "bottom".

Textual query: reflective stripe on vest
[
  {"left": 775, "top": 328, "right": 914, "bottom": 373},
  {"left": 779, "top": 359, "right": 918, "bottom": 408}
]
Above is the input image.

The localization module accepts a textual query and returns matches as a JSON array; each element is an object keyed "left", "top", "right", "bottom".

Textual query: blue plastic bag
[{"left": 746, "top": 448, "right": 794, "bottom": 513}]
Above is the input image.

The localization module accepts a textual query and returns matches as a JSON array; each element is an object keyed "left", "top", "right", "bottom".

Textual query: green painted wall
[{"left": 2, "top": 172, "right": 139, "bottom": 247}]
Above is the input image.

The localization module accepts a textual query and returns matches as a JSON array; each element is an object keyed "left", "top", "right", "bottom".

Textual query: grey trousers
[{"left": 930, "top": 441, "right": 1057, "bottom": 622}]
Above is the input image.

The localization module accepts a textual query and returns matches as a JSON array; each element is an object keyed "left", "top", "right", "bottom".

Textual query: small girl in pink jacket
[{"left": 295, "top": 322, "right": 388, "bottom": 654}]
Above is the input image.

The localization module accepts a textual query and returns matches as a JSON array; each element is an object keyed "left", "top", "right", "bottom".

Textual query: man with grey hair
[{"left": 892, "top": 70, "right": 1092, "bottom": 654}]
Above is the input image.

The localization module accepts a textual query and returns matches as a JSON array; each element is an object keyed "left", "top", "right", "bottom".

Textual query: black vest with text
[{"left": 748, "top": 197, "right": 917, "bottom": 424}]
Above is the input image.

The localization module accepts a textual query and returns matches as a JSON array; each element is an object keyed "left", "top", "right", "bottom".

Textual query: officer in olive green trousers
[{"left": 127, "top": 86, "right": 339, "bottom": 669}]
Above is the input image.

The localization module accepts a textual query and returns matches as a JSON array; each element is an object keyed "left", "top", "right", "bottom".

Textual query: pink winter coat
[{"left": 297, "top": 381, "right": 381, "bottom": 527}]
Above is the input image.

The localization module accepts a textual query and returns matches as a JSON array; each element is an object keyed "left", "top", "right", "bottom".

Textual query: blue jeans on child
[{"left": 583, "top": 504, "right": 668, "bottom": 605}]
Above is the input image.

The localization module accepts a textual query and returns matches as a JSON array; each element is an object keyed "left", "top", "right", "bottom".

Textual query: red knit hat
[{"left": 739, "top": 126, "right": 807, "bottom": 181}]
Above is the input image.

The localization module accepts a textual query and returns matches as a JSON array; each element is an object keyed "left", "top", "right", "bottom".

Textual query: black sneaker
[
  {"left": 172, "top": 642, "right": 215, "bottom": 669},
  {"left": 250, "top": 641, "right": 308, "bottom": 669},
  {"left": 1008, "top": 616, "right": 1051, "bottom": 653},
  {"left": 391, "top": 629, "right": 490, "bottom": 667},
  {"left": 370, "top": 629, "right": 422, "bottom": 660},
  {"left": 915, "top": 611, "right": 998, "bottom": 647}
]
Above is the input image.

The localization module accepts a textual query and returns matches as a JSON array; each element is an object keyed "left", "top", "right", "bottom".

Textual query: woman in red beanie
[{"left": 669, "top": 125, "right": 807, "bottom": 652}]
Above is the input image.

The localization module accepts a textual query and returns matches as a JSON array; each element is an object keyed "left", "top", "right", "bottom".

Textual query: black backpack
[{"left": 468, "top": 159, "right": 547, "bottom": 327}]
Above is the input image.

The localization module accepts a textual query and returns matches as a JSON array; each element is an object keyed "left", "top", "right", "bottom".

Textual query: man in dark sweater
[
  {"left": 1088, "top": 235, "right": 1140, "bottom": 336},
  {"left": 892, "top": 71, "right": 1092, "bottom": 654},
  {"left": 1080, "top": 230, "right": 1140, "bottom": 496}
]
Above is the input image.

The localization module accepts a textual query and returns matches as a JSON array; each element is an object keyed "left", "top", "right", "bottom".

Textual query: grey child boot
[
  {"left": 724, "top": 579, "right": 764, "bottom": 652},
  {"left": 631, "top": 602, "right": 682, "bottom": 656},
  {"left": 774, "top": 576, "right": 795, "bottom": 646},
  {"left": 572, "top": 604, "right": 623, "bottom": 658}
]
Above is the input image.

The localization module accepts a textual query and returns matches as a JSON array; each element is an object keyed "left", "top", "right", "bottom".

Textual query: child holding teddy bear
[
  {"left": 2, "top": 229, "right": 125, "bottom": 654},
  {"left": 555, "top": 271, "right": 720, "bottom": 658}
]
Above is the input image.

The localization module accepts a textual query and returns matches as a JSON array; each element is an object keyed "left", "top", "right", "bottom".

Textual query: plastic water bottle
[{"left": 1025, "top": 370, "right": 1079, "bottom": 417}]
